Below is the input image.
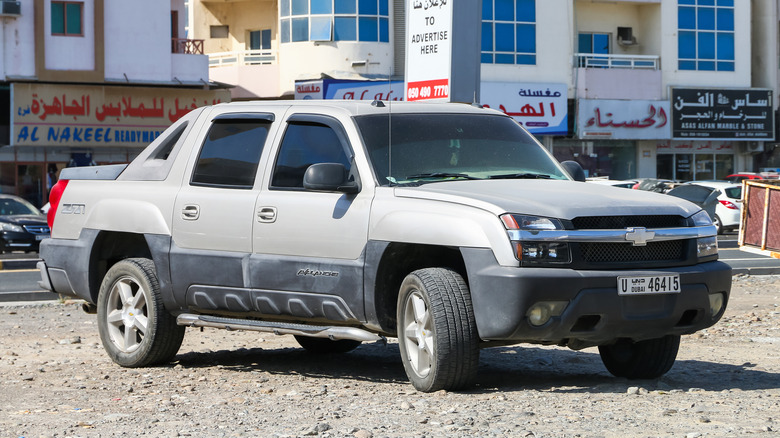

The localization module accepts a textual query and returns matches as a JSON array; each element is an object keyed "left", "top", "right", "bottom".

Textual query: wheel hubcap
[
  {"left": 106, "top": 276, "right": 149, "bottom": 353},
  {"left": 402, "top": 290, "right": 434, "bottom": 378}
]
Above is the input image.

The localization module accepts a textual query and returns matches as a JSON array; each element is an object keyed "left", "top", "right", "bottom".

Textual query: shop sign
[
  {"left": 12, "top": 83, "right": 230, "bottom": 147},
  {"left": 671, "top": 88, "right": 774, "bottom": 140},
  {"left": 481, "top": 82, "right": 567, "bottom": 136},
  {"left": 295, "top": 80, "right": 324, "bottom": 99},
  {"left": 578, "top": 99, "right": 670, "bottom": 140},
  {"left": 405, "top": 0, "right": 452, "bottom": 101},
  {"left": 656, "top": 140, "right": 734, "bottom": 153}
]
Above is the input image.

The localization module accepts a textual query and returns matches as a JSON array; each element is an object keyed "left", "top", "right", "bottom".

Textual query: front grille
[
  {"left": 572, "top": 215, "right": 686, "bottom": 230},
  {"left": 23, "top": 225, "right": 50, "bottom": 235},
  {"left": 579, "top": 241, "right": 686, "bottom": 264}
]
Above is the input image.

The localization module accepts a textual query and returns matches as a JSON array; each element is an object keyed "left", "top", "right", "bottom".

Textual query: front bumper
[{"left": 463, "top": 248, "right": 732, "bottom": 347}]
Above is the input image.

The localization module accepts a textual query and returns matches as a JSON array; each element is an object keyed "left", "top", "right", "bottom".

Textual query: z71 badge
[{"left": 61, "top": 203, "right": 86, "bottom": 214}]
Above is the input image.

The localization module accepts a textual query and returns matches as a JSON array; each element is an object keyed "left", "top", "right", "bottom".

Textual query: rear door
[{"left": 170, "top": 108, "right": 285, "bottom": 307}]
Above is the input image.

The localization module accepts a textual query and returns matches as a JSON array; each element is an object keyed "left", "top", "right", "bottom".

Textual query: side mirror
[
  {"left": 303, "top": 163, "right": 359, "bottom": 193},
  {"left": 561, "top": 160, "right": 586, "bottom": 182}
]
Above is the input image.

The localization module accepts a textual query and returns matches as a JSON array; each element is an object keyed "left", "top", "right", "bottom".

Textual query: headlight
[
  {"left": 500, "top": 214, "right": 563, "bottom": 231},
  {"left": 1, "top": 223, "right": 24, "bottom": 233},
  {"left": 691, "top": 210, "right": 713, "bottom": 226},
  {"left": 501, "top": 214, "right": 571, "bottom": 264}
]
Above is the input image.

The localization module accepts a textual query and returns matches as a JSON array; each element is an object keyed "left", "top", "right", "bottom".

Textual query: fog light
[
  {"left": 526, "top": 301, "right": 568, "bottom": 326},
  {"left": 708, "top": 292, "right": 725, "bottom": 317}
]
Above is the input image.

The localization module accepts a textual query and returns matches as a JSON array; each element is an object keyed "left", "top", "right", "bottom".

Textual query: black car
[{"left": 0, "top": 194, "right": 50, "bottom": 253}]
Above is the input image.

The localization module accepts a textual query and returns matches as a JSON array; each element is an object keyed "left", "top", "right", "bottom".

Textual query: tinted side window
[
  {"left": 271, "top": 122, "right": 351, "bottom": 189},
  {"left": 191, "top": 120, "right": 270, "bottom": 188}
]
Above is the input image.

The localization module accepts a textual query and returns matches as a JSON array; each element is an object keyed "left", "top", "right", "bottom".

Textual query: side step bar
[{"left": 176, "top": 314, "right": 384, "bottom": 343}]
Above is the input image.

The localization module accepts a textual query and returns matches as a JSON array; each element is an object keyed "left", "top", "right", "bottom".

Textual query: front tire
[
  {"left": 97, "top": 258, "right": 185, "bottom": 367},
  {"left": 397, "top": 268, "right": 479, "bottom": 392},
  {"left": 598, "top": 335, "right": 680, "bottom": 379}
]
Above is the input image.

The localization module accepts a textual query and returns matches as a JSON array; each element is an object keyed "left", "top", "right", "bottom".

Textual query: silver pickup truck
[{"left": 39, "top": 100, "right": 731, "bottom": 392}]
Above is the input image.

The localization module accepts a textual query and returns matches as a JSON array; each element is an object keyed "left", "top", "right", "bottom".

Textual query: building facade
[
  {"left": 1, "top": 0, "right": 229, "bottom": 207},
  {"left": 193, "top": 0, "right": 780, "bottom": 181}
]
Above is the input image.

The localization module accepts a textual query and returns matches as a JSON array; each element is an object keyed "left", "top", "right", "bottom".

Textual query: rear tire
[
  {"left": 397, "top": 268, "right": 479, "bottom": 392},
  {"left": 97, "top": 258, "right": 185, "bottom": 367},
  {"left": 713, "top": 215, "right": 723, "bottom": 235},
  {"left": 599, "top": 335, "right": 680, "bottom": 379},
  {"left": 294, "top": 335, "right": 361, "bottom": 354}
]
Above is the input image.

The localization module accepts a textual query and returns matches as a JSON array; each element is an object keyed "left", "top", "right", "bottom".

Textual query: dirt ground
[{"left": 0, "top": 274, "right": 778, "bottom": 437}]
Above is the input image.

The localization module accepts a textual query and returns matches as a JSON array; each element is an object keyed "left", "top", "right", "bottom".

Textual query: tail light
[
  {"left": 47, "top": 179, "right": 70, "bottom": 230},
  {"left": 719, "top": 199, "right": 739, "bottom": 210}
]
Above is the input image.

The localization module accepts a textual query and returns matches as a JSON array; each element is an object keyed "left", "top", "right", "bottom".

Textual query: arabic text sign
[
  {"left": 405, "top": 0, "right": 452, "bottom": 102},
  {"left": 672, "top": 88, "right": 774, "bottom": 140},
  {"left": 12, "top": 83, "right": 230, "bottom": 147},
  {"left": 578, "top": 99, "right": 671, "bottom": 140},
  {"left": 480, "top": 82, "right": 567, "bottom": 135},
  {"left": 325, "top": 80, "right": 404, "bottom": 101}
]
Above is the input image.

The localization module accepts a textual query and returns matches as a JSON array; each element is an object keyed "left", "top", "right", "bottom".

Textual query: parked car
[
  {"left": 725, "top": 173, "right": 762, "bottom": 183},
  {"left": 0, "top": 194, "right": 50, "bottom": 253},
  {"left": 688, "top": 181, "right": 742, "bottom": 234}
]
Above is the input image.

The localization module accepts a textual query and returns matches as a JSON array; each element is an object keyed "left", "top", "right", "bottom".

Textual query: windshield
[
  {"left": 355, "top": 113, "right": 569, "bottom": 185},
  {"left": 0, "top": 197, "right": 40, "bottom": 216}
]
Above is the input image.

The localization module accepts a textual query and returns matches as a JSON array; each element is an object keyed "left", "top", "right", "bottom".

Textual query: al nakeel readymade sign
[
  {"left": 578, "top": 99, "right": 671, "bottom": 140},
  {"left": 12, "top": 83, "right": 230, "bottom": 147},
  {"left": 671, "top": 88, "right": 774, "bottom": 140},
  {"left": 405, "top": 0, "right": 452, "bottom": 101}
]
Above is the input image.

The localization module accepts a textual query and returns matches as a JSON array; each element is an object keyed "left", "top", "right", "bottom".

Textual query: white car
[{"left": 689, "top": 181, "right": 742, "bottom": 234}]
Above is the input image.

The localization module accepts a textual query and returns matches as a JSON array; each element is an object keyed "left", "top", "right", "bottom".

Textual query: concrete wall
[
  {"left": 0, "top": 0, "right": 36, "bottom": 79},
  {"left": 104, "top": 0, "right": 171, "bottom": 82},
  {"left": 45, "top": 0, "right": 95, "bottom": 71}
]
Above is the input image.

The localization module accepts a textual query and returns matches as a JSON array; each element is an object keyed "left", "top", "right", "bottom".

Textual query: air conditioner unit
[
  {"left": 0, "top": 1, "right": 21, "bottom": 16},
  {"left": 739, "top": 142, "right": 765, "bottom": 154},
  {"left": 617, "top": 27, "right": 637, "bottom": 46}
]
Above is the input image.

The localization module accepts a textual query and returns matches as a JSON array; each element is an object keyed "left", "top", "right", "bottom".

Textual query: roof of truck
[{"left": 212, "top": 99, "right": 504, "bottom": 117}]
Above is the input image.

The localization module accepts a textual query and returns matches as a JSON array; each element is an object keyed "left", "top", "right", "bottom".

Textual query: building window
[
  {"left": 51, "top": 1, "right": 83, "bottom": 36},
  {"left": 249, "top": 29, "right": 272, "bottom": 50},
  {"left": 578, "top": 33, "right": 610, "bottom": 55},
  {"left": 481, "top": 0, "right": 536, "bottom": 65},
  {"left": 678, "top": 0, "right": 734, "bottom": 71},
  {"left": 280, "top": 0, "right": 389, "bottom": 43}
]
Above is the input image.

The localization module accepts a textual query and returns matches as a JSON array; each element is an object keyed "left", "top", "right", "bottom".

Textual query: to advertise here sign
[{"left": 405, "top": 0, "right": 452, "bottom": 102}]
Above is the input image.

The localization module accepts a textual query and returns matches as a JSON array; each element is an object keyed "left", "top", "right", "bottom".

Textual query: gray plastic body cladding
[
  {"left": 39, "top": 229, "right": 99, "bottom": 302},
  {"left": 461, "top": 247, "right": 732, "bottom": 343},
  {"left": 170, "top": 245, "right": 365, "bottom": 322}
]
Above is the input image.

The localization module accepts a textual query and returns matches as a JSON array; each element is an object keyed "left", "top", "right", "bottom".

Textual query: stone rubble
[{"left": 0, "top": 274, "right": 778, "bottom": 437}]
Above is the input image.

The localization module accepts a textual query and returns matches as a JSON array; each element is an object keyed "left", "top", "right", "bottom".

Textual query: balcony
[
  {"left": 208, "top": 50, "right": 280, "bottom": 99},
  {"left": 209, "top": 49, "right": 276, "bottom": 66},
  {"left": 172, "top": 38, "right": 204, "bottom": 55},
  {"left": 574, "top": 53, "right": 662, "bottom": 100}
]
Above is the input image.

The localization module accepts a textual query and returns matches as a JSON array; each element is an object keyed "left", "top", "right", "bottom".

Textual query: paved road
[{"left": 2, "top": 236, "right": 779, "bottom": 303}]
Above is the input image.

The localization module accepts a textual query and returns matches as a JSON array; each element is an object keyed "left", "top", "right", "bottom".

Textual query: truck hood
[{"left": 394, "top": 180, "right": 701, "bottom": 220}]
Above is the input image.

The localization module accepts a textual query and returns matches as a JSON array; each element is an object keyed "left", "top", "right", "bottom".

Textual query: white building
[
  {"left": 1, "top": 0, "right": 228, "bottom": 207},
  {"left": 194, "top": 0, "right": 780, "bottom": 180}
]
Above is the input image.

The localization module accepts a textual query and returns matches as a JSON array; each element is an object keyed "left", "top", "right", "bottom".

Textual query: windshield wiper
[
  {"left": 488, "top": 173, "right": 552, "bottom": 180},
  {"left": 405, "top": 172, "right": 481, "bottom": 181}
]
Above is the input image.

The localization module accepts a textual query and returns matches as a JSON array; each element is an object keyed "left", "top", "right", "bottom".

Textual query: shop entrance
[{"left": 0, "top": 163, "right": 67, "bottom": 209}]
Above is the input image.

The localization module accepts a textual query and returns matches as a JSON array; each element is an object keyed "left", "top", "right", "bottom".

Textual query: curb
[
  {"left": 731, "top": 267, "right": 780, "bottom": 276},
  {"left": 0, "top": 259, "right": 41, "bottom": 271}
]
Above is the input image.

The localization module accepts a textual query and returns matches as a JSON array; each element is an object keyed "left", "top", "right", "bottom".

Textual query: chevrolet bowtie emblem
[{"left": 625, "top": 227, "right": 655, "bottom": 246}]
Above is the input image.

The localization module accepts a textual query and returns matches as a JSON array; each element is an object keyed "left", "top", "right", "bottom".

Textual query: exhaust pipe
[{"left": 82, "top": 303, "right": 97, "bottom": 314}]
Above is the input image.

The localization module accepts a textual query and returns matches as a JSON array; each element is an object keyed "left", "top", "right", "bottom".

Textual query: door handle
[
  {"left": 257, "top": 206, "right": 277, "bottom": 223},
  {"left": 182, "top": 205, "right": 200, "bottom": 220}
]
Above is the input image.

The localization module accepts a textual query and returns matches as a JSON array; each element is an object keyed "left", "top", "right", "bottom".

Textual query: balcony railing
[
  {"left": 574, "top": 53, "right": 659, "bottom": 70},
  {"left": 209, "top": 49, "right": 277, "bottom": 67},
  {"left": 172, "top": 38, "right": 204, "bottom": 55}
]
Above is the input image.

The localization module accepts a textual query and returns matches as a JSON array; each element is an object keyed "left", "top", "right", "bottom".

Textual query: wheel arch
[{"left": 366, "top": 242, "right": 467, "bottom": 335}]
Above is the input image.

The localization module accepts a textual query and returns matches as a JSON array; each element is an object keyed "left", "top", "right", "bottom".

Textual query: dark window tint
[
  {"left": 152, "top": 123, "right": 187, "bottom": 160},
  {"left": 272, "top": 123, "right": 351, "bottom": 189},
  {"left": 191, "top": 120, "right": 270, "bottom": 188}
]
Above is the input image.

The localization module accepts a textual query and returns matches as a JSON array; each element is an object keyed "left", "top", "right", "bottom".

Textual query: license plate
[
  {"left": 36, "top": 234, "right": 50, "bottom": 241},
  {"left": 617, "top": 275, "right": 680, "bottom": 295}
]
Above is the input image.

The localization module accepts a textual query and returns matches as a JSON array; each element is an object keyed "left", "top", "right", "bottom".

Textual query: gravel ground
[{"left": 1, "top": 274, "right": 779, "bottom": 438}]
